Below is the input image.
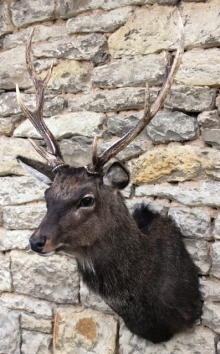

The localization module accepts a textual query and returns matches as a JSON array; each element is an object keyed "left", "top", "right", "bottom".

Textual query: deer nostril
[{"left": 29, "top": 237, "right": 46, "bottom": 253}]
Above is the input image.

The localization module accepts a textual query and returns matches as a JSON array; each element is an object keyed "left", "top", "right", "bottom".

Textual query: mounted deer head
[{"left": 16, "top": 10, "right": 202, "bottom": 344}]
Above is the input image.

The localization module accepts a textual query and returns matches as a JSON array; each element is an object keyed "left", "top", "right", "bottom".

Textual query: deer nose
[{"left": 29, "top": 237, "right": 46, "bottom": 253}]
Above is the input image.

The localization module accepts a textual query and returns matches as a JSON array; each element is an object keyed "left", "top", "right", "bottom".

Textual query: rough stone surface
[
  {"left": 0, "top": 3, "right": 13, "bottom": 37},
  {"left": 54, "top": 307, "right": 118, "bottom": 354},
  {"left": 47, "top": 60, "right": 91, "bottom": 93},
  {"left": 168, "top": 207, "right": 212, "bottom": 240},
  {"left": 146, "top": 111, "right": 199, "bottom": 143},
  {"left": 92, "top": 54, "right": 165, "bottom": 88},
  {"left": 0, "top": 229, "right": 31, "bottom": 251},
  {"left": 0, "top": 117, "right": 14, "bottom": 136},
  {"left": 0, "top": 293, "right": 53, "bottom": 318},
  {"left": 200, "top": 278, "right": 220, "bottom": 302},
  {"left": 67, "top": 7, "right": 134, "bottom": 33},
  {"left": 183, "top": 238, "right": 211, "bottom": 275},
  {"left": 14, "top": 112, "right": 105, "bottom": 139},
  {"left": 129, "top": 146, "right": 220, "bottom": 184},
  {"left": 197, "top": 110, "right": 220, "bottom": 128},
  {"left": 0, "top": 177, "right": 45, "bottom": 205},
  {"left": 99, "top": 138, "right": 145, "bottom": 161},
  {"left": 3, "top": 204, "right": 46, "bottom": 229},
  {"left": 0, "top": 306, "right": 20, "bottom": 354},
  {"left": 11, "top": 250, "right": 79, "bottom": 303},
  {"left": 10, "top": 0, "right": 56, "bottom": 28},
  {"left": 135, "top": 180, "right": 220, "bottom": 207},
  {"left": 33, "top": 34, "right": 108, "bottom": 65},
  {"left": 164, "top": 85, "right": 215, "bottom": 112},
  {"left": 204, "top": 128, "right": 220, "bottom": 150},
  {"left": 202, "top": 301, "right": 220, "bottom": 334},
  {"left": 60, "top": 137, "right": 93, "bottom": 167},
  {"left": 0, "top": 137, "right": 44, "bottom": 176},
  {"left": 213, "top": 213, "right": 220, "bottom": 240},
  {"left": 210, "top": 242, "right": 220, "bottom": 279},
  {"left": 21, "top": 330, "right": 52, "bottom": 354},
  {"left": 21, "top": 313, "right": 52, "bottom": 334},
  {"left": 0, "top": 252, "right": 12, "bottom": 292},
  {"left": 119, "top": 323, "right": 216, "bottom": 354}
]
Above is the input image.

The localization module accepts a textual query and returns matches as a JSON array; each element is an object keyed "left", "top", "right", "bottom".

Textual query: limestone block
[
  {"left": 21, "top": 313, "right": 52, "bottom": 334},
  {"left": 210, "top": 242, "right": 220, "bottom": 279},
  {"left": 202, "top": 301, "right": 220, "bottom": 334},
  {"left": 182, "top": 0, "right": 220, "bottom": 49},
  {"left": 0, "top": 229, "right": 31, "bottom": 251},
  {"left": 14, "top": 112, "right": 105, "bottom": 139},
  {"left": 0, "top": 3, "right": 13, "bottom": 37},
  {"left": 216, "top": 94, "right": 220, "bottom": 115},
  {"left": 0, "top": 306, "right": 20, "bottom": 354},
  {"left": 146, "top": 111, "right": 199, "bottom": 143},
  {"left": 213, "top": 213, "right": 220, "bottom": 240},
  {"left": 68, "top": 87, "right": 146, "bottom": 112},
  {"left": 92, "top": 54, "right": 165, "bottom": 88},
  {"left": 47, "top": 60, "right": 91, "bottom": 93},
  {"left": 10, "top": 0, "right": 55, "bottom": 28},
  {"left": 109, "top": 6, "right": 179, "bottom": 57},
  {"left": 54, "top": 307, "right": 117, "bottom": 354},
  {"left": 21, "top": 330, "right": 52, "bottom": 354},
  {"left": 99, "top": 138, "right": 144, "bottom": 161},
  {"left": 58, "top": 0, "right": 178, "bottom": 18},
  {"left": 0, "top": 92, "right": 65, "bottom": 117},
  {"left": 80, "top": 280, "right": 113, "bottom": 314},
  {"left": 33, "top": 34, "right": 108, "bottom": 65},
  {"left": 11, "top": 250, "right": 79, "bottom": 303},
  {"left": 198, "top": 111, "right": 220, "bottom": 128},
  {"left": 3, "top": 24, "right": 67, "bottom": 50},
  {"left": 204, "top": 128, "right": 220, "bottom": 150},
  {"left": 3, "top": 204, "right": 46, "bottom": 229},
  {"left": 60, "top": 137, "right": 93, "bottom": 167},
  {"left": 183, "top": 238, "right": 211, "bottom": 275},
  {"left": 119, "top": 322, "right": 216, "bottom": 354},
  {"left": 129, "top": 145, "right": 220, "bottom": 184},
  {"left": 0, "top": 293, "right": 53, "bottom": 318},
  {"left": 67, "top": 7, "right": 134, "bottom": 33},
  {"left": 176, "top": 49, "right": 220, "bottom": 86},
  {"left": 0, "top": 45, "right": 32, "bottom": 90},
  {"left": 0, "top": 137, "right": 45, "bottom": 176},
  {"left": 0, "top": 177, "right": 45, "bottom": 206},
  {"left": 0, "top": 117, "right": 14, "bottom": 136},
  {"left": 135, "top": 180, "right": 220, "bottom": 208},
  {"left": 200, "top": 278, "right": 220, "bottom": 302},
  {"left": 164, "top": 85, "right": 215, "bottom": 113},
  {"left": 0, "top": 252, "right": 12, "bottom": 292},
  {"left": 107, "top": 112, "right": 141, "bottom": 137},
  {"left": 168, "top": 207, "right": 211, "bottom": 240}
]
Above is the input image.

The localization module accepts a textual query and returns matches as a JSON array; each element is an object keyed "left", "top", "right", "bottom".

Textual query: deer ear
[
  {"left": 17, "top": 156, "right": 54, "bottom": 185},
  {"left": 103, "top": 161, "right": 130, "bottom": 190}
]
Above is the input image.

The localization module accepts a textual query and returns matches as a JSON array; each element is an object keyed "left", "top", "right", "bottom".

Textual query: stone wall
[{"left": 0, "top": 0, "right": 220, "bottom": 353}]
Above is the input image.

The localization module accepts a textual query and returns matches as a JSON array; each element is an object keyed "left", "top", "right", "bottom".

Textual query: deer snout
[{"left": 29, "top": 236, "right": 46, "bottom": 253}]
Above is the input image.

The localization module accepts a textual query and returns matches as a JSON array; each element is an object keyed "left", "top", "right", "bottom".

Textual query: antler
[
  {"left": 16, "top": 29, "right": 67, "bottom": 172},
  {"left": 86, "top": 9, "right": 184, "bottom": 174}
]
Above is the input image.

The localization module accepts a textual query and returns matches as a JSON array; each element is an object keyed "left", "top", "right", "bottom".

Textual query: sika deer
[{"left": 16, "top": 10, "right": 202, "bottom": 343}]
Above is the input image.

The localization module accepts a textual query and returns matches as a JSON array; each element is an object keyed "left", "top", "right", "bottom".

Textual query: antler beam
[
  {"left": 16, "top": 29, "right": 67, "bottom": 171},
  {"left": 86, "top": 9, "right": 184, "bottom": 174}
]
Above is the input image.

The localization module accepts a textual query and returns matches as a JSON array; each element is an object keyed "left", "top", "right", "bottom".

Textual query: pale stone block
[
  {"left": 119, "top": 322, "right": 216, "bottom": 354},
  {"left": 21, "top": 313, "right": 52, "bottom": 334},
  {"left": 21, "top": 330, "right": 52, "bottom": 354},
  {"left": 0, "top": 117, "right": 14, "bottom": 136},
  {"left": 0, "top": 252, "right": 12, "bottom": 292},
  {"left": 0, "top": 293, "right": 53, "bottom": 318},
  {"left": 204, "top": 128, "right": 220, "bottom": 150},
  {"left": 11, "top": 250, "right": 79, "bottom": 303},
  {"left": 211, "top": 242, "right": 220, "bottom": 279},
  {"left": 168, "top": 207, "right": 212, "bottom": 240},
  {"left": 14, "top": 112, "right": 105, "bottom": 140},
  {"left": 0, "top": 226, "right": 30, "bottom": 251},
  {"left": 0, "top": 177, "right": 45, "bottom": 206},
  {"left": 0, "top": 3, "right": 13, "bottom": 37},
  {"left": 213, "top": 213, "right": 220, "bottom": 240},
  {"left": 54, "top": 306, "right": 118, "bottom": 354},
  {"left": 0, "top": 306, "right": 20, "bottom": 354},
  {"left": 183, "top": 238, "right": 211, "bottom": 275},
  {"left": 198, "top": 111, "right": 220, "bottom": 129},
  {"left": 3, "top": 204, "right": 46, "bottom": 229},
  {"left": 200, "top": 277, "right": 220, "bottom": 302},
  {"left": 202, "top": 301, "right": 220, "bottom": 334}
]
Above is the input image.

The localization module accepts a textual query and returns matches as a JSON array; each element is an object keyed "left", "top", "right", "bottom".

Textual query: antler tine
[
  {"left": 86, "top": 8, "right": 184, "bottom": 174},
  {"left": 16, "top": 29, "right": 66, "bottom": 170}
]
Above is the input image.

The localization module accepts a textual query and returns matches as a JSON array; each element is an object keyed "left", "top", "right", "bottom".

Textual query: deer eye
[{"left": 80, "top": 196, "right": 94, "bottom": 208}]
